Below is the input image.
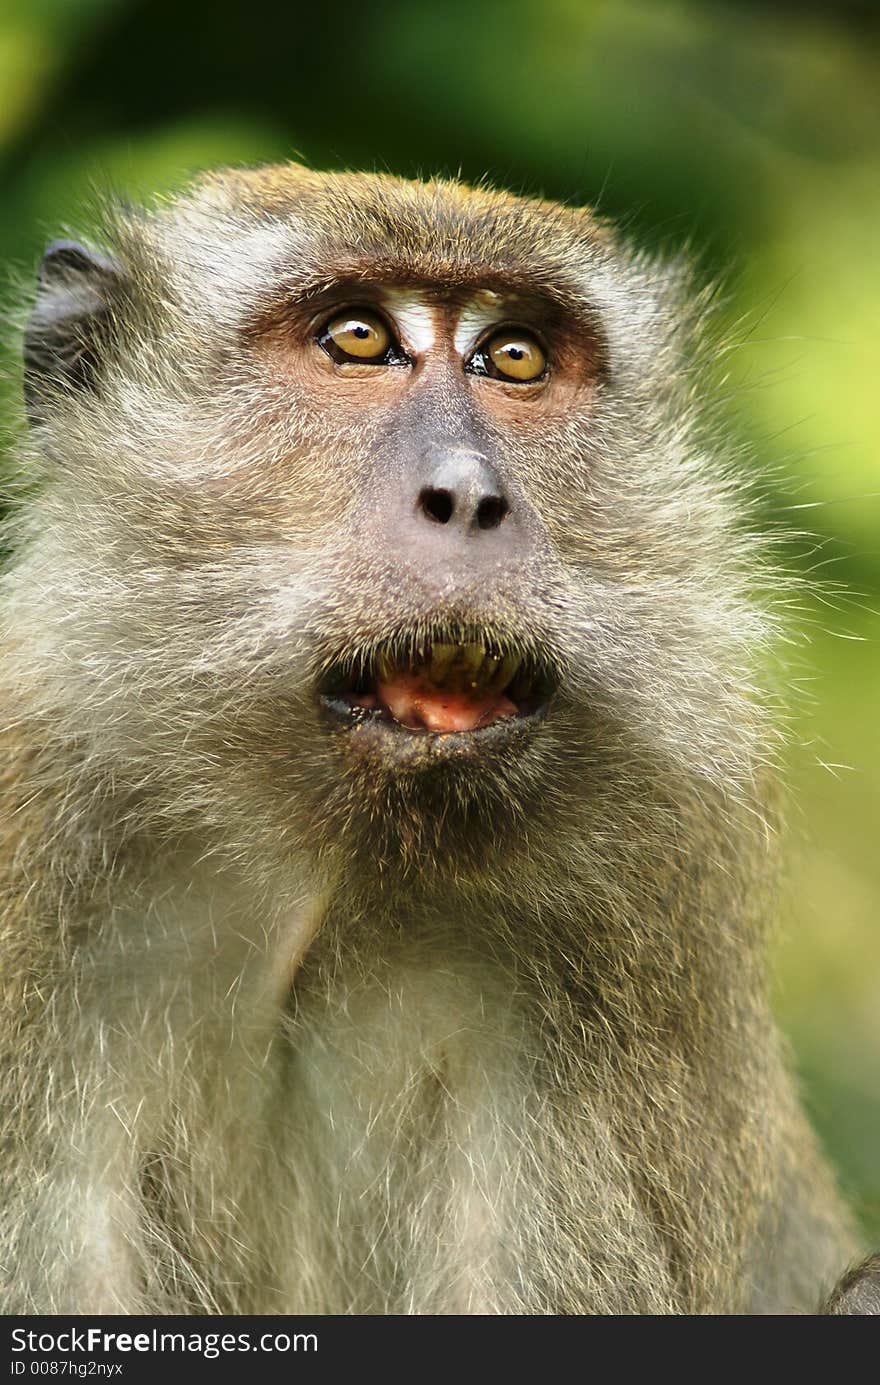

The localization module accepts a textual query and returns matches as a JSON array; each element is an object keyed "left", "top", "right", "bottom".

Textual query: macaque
[{"left": 0, "top": 164, "right": 869, "bottom": 1313}]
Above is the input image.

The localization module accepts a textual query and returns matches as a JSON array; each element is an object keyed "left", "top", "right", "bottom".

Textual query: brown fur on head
[{"left": 13, "top": 163, "right": 772, "bottom": 883}]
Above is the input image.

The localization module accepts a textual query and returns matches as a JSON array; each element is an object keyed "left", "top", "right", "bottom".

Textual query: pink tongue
[{"left": 377, "top": 672, "right": 518, "bottom": 733}]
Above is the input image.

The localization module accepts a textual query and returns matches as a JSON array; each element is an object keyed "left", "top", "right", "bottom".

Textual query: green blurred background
[{"left": 0, "top": 0, "right": 877, "bottom": 1238}]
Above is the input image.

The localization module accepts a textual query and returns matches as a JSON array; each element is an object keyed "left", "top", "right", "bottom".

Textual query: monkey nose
[
  {"left": 366, "top": 444, "right": 541, "bottom": 579},
  {"left": 414, "top": 450, "right": 511, "bottom": 536}
]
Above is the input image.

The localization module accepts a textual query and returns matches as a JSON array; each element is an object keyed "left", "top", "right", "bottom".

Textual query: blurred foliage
[{"left": 0, "top": 0, "right": 877, "bottom": 1239}]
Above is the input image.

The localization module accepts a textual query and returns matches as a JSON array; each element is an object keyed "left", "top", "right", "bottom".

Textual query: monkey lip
[{"left": 318, "top": 637, "right": 555, "bottom": 740}]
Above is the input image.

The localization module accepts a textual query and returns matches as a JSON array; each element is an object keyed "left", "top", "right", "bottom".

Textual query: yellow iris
[
  {"left": 324, "top": 310, "right": 391, "bottom": 360},
  {"left": 486, "top": 331, "right": 546, "bottom": 382}
]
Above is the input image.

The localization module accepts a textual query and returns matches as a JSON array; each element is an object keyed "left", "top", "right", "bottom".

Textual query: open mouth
[{"left": 319, "top": 635, "right": 556, "bottom": 738}]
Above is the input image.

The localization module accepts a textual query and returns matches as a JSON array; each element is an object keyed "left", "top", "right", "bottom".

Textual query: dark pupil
[
  {"left": 353, "top": 324, "right": 370, "bottom": 339},
  {"left": 507, "top": 346, "right": 524, "bottom": 360}
]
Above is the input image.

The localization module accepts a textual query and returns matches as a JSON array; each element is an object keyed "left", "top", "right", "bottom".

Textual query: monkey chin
[{"left": 317, "top": 625, "right": 557, "bottom": 770}]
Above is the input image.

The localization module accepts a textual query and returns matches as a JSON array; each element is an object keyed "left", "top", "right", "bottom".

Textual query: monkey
[{"left": 0, "top": 162, "right": 872, "bottom": 1315}]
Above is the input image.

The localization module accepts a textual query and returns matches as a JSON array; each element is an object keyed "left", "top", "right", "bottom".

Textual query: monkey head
[{"left": 18, "top": 166, "right": 772, "bottom": 878}]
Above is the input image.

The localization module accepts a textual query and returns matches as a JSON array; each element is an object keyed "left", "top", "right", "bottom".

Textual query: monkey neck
[
  {"left": 279, "top": 811, "right": 780, "bottom": 1314},
  {"left": 7, "top": 692, "right": 777, "bottom": 1026},
  {"left": 3, "top": 707, "right": 793, "bottom": 1313}
]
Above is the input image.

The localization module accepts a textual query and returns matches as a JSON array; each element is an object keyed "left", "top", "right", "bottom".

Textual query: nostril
[
  {"left": 476, "top": 495, "right": 509, "bottom": 530},
  {"left": 419, "top": 487, "right": 455, "bottom": 525}
]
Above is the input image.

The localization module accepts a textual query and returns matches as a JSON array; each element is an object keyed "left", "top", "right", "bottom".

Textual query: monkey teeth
[
  {"left": 321, "top": 638, "right": 551, "bottom": 735},
  {"left": 418, "top": 642, "right": 521, "bottom": 696}
]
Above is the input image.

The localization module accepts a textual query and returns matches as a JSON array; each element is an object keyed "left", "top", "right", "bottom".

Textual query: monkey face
[
  {"left": 271, "top": 284, "right": 584, "bottom": 769},
  {"left": 19, "top": 166, "right": 772, "bottom": 872},
  {"left": 230, "top": 214, "right": 607, "bottom": 785}
]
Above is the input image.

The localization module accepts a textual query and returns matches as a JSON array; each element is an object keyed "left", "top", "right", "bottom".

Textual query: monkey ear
[{"left": 24, "top": 239, "right": 124, "bottom": 424}]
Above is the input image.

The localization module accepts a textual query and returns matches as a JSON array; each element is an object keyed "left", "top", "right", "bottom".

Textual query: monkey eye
[
  {"left": 317, "top": 308, "right": 408, "bottom": 366},
  {"left": 467, "top": 328, "right": 547, "bottom": 383}
]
